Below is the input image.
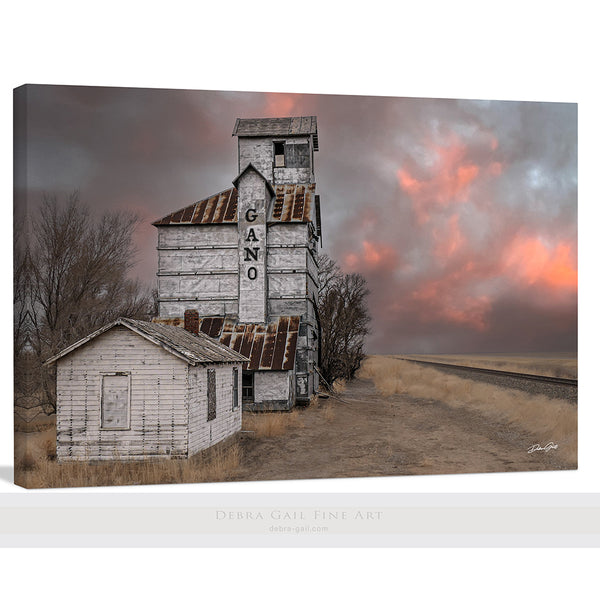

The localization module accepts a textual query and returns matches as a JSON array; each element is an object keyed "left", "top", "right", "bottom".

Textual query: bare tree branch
[
  {"left": 317, "top": 254, "right": 371, "bottom": 386},
  {"left": 18, "top": 192, "right": 156, "bottom": 413}
]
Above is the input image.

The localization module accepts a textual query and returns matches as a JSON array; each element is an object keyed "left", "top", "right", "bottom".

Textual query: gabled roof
[
  {"left": 232, "top": 116, "right": 319, "bottom": 150},
  {"left": 153, "top": 183, "right": 317, "bottom": 226},
  {"left": 231, "top": 162, "right": 275, "bottom": 197},
  {"left": 44, "top": 318, "right": 247, "bottom": 366},
  {"left": 153, "top": 316, "right": 300, "bottom": 371}
]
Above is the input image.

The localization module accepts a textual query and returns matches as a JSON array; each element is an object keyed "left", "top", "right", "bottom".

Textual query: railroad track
[{"left": 401, "top": 358, "right": 578, "bottom": 387}]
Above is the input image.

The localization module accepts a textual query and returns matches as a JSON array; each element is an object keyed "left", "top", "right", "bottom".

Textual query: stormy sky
[{"left": 17, "top": 85, "right": 577, "bottom": 354}]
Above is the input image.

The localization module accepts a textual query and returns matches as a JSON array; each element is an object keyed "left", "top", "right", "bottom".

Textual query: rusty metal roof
[
  {"left": 153, "top": 183, "right": 315, "bottom": 226},
  {"left": 271, "top": 183, "right": 315, "bottom": 222},
  {"left": 196, "top": 316, "right": 300, "bottom": 371},
  {"left": 232, "top": 116, "right": 319, "bottom": 150},
  {"left": 44, "top": 318, "right": 247, "bottom": 366},
  {"left": 152, "top": 188, "right": 238, "bottom": 226}
]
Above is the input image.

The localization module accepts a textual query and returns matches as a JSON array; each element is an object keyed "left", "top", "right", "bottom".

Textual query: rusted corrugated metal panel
[
  {"left": 202, "top": 195, "right": 218, "bottom": 224},
  {"left": 154, "top": 183, "right": 316, "bottom": 226},
  {"left": 271, "top": 317, "right": 290, "bottom": 370},
  {"left": 152, "top": 188, "right": 238, "bottom": 226},
  {"left": 259, "top": 322, "right": 277, "bottom": 369},
  {"left": 223, "top": 188, "right": 237, "bottom": 221},
  {"left": 181, "top": 203, "right": 196, "bottom": 222},
  {"left": 209, "top": 317, "right": 224, "bottom": 338},
  {"left": 282, "top": 316, "right": 300, "bottom": 370},
  {"left": 292, "top": 185, "right": 305, "bottom": 220},
  {"left": 231, "top": 333, "right": 244, "bottom": 354},
  {"left": 248, "top": 334, "right": 265, "bottom": 370},
  {"left": 271, "top": 183, "right": 315, "bottom": 223},
  {"left": 194, "top": 316, "right": 300, "bottom": 371}
]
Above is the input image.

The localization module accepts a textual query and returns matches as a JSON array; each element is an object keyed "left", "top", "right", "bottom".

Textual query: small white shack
[{"left": 45, "top": 315, "right": 247, "bottom": 462}]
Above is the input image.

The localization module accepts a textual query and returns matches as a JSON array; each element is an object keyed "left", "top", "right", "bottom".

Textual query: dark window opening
[
  {"left": 242, "top": 371, "right": 254, "bottom": 404},
  {"left": 232, "top": 367, "right": 239, "bottom": 409},
  {"left": 207, "top": 369, "right": 216, "bottom": 421},
  {"left": 274, "top": 142, "right": 285, "bottom": 168}
]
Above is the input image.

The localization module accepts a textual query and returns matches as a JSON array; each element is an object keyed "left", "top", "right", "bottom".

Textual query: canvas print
[{"left": 13, "top": 85, "right": 577, "bottom": 488}]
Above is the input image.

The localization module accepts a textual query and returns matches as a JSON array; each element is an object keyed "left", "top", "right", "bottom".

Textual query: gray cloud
[{"left": 17, "top": 85, "right": 577, "bottom": 353}]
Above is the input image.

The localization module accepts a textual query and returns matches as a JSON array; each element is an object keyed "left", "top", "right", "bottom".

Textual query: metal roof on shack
[{"left": 44, "top": 318, "right": 247, "bottom": 366}]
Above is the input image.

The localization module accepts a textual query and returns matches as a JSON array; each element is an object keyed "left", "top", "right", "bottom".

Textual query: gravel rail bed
[{"left": 403, "top": 359, "right": 578, "bottom": 404}]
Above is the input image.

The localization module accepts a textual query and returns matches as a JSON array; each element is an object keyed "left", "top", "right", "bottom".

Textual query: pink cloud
[
  {"left": 502, "top": 235, "right": 578, "bottom": 291},
  {"left": 396, "top": 133, "right": 503, "bottom": 224}
]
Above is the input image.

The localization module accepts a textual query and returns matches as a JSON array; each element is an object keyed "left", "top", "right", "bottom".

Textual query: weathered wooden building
[
  {"left": 45, "top": 316, "right": 246, "bottom": 462},
  {"left": 153, "top": 116, "right": 322, "bottom": 410}
]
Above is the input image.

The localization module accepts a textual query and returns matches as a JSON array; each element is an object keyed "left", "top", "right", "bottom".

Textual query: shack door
[{"left": 101, "top": 374, "right": 130, "bottom": 429}]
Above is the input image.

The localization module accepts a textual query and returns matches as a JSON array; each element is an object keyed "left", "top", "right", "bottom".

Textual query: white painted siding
[
  {"left": 254, "top": 371, "right": 291, "bottom": 404},
  {"left": 158, "top": 225, "right": 238, "bottom": 247},
  {"left": 238, "top": 137, "right": 273, "bottom": 180},
  {"left": 157, "top": 224, "right": 239, "bottom": 319},
  {"left": 55, "top": 325, "right": 244, "bottom": 462},
  {"left": 267, "top": 223, "right": 308, "bottom": 246},
  {"left": 55, "top": 326, "right": 189, "bottom": 462},
  {"left": 188, "top": 363, "right": 242, "bottom": 455}
]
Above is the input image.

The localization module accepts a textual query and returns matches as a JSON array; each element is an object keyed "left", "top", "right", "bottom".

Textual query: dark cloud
[{"left": 18, "top": 85, "right": 577, "bottom": 353}]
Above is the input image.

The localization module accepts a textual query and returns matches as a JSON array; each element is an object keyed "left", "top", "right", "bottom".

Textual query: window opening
[
  {"left": 242, "top": 371, "right": 254, "bottom": 404},
  {"left": 207, "top": 369, "right": 216, "bottom": 421},
  {"left": 274, "top": 141, "right": 285, "bottom": 167},
  {"left": 232, "top": 368, "right": 239, "bottom": 409}
]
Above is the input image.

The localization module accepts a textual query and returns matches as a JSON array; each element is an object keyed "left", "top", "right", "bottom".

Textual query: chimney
[{"left": 184, "top": 309, "right": 199, "bottom": 336}]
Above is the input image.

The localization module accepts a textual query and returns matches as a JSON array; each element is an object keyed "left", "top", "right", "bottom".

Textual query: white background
[{"left": 1, "top": 0, "right": 599, "bottom": 595}]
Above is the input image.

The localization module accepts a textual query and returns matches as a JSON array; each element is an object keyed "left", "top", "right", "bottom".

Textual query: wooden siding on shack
[{"left": 55, "top": 325, "right": 242, "bottom": 462}]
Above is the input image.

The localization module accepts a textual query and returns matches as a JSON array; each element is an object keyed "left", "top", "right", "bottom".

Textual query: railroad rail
[{"left": 401, "top": 358, "right": 578, "bottom": 387}]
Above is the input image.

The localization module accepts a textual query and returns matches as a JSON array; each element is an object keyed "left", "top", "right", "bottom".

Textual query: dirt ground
[{"left": 233, "top": 376, "right": 574, "bottom": 482}]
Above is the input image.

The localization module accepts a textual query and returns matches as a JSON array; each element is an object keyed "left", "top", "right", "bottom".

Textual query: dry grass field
[
  {"left": 13, "top": 353, "right": 577, "bottom": 487},
  {"left": 13, "top": 409, "right": 304, "bottom": 489},
  {"left": 404, "top": 353, "right": 577, "bottom": 379},
  {"left": 360, "top": 355, "right": 577, "bottom": 464}
]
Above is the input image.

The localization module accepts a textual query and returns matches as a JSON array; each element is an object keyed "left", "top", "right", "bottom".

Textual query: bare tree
[
  {"left": 317, "top": 253, "right": 371, "bottom": 386},
  {"left": 23, "top": 192, "right": 155, "bottom": 412}
]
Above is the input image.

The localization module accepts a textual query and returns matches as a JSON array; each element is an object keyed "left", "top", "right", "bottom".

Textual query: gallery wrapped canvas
[{"left": 13, "top": 85, "right": 577, "bottom": 488}]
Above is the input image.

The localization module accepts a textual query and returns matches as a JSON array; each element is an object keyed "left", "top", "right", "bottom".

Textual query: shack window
[
  {"left": 101, "top": 374, "right": 130, "bottom": 429},
  {"left": 207, "top": 369, "right": 216, "bottom": 421},
  {"left": 232, "top": 367, "right": 239, "bottom": 409},
  {"left": 242, "top": 371, "right": 254, "bottom": 404},
  {"left": 274, "top": 141, "right": 285, "bottom": 167}
]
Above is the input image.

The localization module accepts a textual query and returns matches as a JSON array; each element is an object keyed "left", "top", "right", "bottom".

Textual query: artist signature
[{"left": 527, "top": 442, "right": 558, "bottom": 454}]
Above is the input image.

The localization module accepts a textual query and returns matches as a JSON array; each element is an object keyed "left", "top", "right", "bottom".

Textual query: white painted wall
[
  {"left": 188, "top": 363, "right": 242, "bottom": 455},
  {"left": 254, "top": 371, "right": 292, "bottom": 404},
  {"left": 56, "top": 326, "right": 189, "bottom": 461},
  {"left": 55, "top": 325, "right": 243, "bottom": 461}
]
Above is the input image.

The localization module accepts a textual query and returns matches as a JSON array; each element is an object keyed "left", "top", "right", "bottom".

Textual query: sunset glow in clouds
[{"left": 18, "top": 88, "right": 577, "bottom": 353}]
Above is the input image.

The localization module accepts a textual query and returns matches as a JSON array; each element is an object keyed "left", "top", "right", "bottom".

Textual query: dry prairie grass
[
  {"left": 359, "top": 356, "right": 577, "bottom": 464},
  {"left": 242, "top": 410, "right": 300, "bottom": 437},
  {"left": 14, "top": 432, "right": 242, "bottom": 489},
  {"left": 305, "top": 394, "right": 336, "bottom": 422},
  {"left": 332, "top": 379, "right": 347, "bottom": 394},
  {"left": 405, "top": 353, "right": 577, "bottom": 379}
]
